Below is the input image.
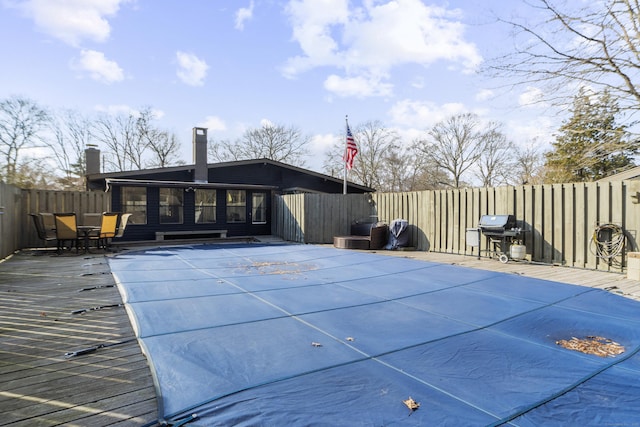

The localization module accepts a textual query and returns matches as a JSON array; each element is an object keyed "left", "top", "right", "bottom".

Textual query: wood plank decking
[
  {"left": 2, "top": 240, "right": 639, "bottom": 426},
  {"left": 0, "top": 249, "right": 157, "bottom": 427}
]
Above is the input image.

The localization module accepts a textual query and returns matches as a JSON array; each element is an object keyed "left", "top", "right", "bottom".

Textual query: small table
[{"left": 77, "top": 226, "right": 101, "bottom": 253}]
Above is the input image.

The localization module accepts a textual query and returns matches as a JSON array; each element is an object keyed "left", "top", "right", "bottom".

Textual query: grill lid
[{"left": 478, "top": 215, "right": 516, "bottom": 229}]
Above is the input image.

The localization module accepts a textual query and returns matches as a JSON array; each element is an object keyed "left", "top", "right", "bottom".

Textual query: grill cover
[{"left": 478, "top": 215, "right": 517, "bottom": 235}]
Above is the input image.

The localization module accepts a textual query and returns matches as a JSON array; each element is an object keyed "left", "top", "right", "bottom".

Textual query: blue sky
[{"left": 0, "top": 0, "right": 557, "bottom": 172}]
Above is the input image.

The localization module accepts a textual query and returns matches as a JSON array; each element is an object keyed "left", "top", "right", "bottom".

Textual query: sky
[{"left": 0, "top": 0, "right": 559, "bottom": 173}]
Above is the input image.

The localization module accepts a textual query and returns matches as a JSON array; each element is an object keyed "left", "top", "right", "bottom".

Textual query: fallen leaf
[{"left": 403, "top": 397, "right": 420, "bottom": 412}]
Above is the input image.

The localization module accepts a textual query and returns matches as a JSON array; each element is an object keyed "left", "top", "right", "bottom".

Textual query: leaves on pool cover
[
  {"left": 403, "top": 397, "right": 420, "bottom": 413},
  {"left": 555, "top": 335, "right": 625, "bottom": 357},
  {"left": 242, "top": 261, "right": 317, "bottom": 275}
]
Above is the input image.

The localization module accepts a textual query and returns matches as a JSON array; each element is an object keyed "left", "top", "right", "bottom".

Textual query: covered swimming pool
[{"left": 108, "top": 243, "right": 640, "bottom": 426}]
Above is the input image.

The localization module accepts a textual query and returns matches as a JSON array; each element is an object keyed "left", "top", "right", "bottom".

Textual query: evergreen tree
[{"left": 545, "top": 88, "right": 637, "bottom": 183}]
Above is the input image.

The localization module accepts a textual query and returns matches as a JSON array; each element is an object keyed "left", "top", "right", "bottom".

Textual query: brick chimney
[
  {"left": 193, "top": 127, "right": 208, "bottom": 183},
  {"left": 85, "top": 144, "right": 100, "bottom": 175}
]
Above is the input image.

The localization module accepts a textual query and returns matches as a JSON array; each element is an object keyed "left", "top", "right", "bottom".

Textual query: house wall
[{"left": 110, "top": 185, "right": 272, "bottom": 241}]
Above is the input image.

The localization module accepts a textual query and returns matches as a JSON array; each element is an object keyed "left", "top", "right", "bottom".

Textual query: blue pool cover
[{"left": 108, "top": 243, "right": 640, "bottom": 426}]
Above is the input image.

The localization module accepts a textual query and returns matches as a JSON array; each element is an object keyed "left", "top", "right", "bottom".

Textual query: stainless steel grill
[{"left": 478, "top": 215, "right": 522, "bottom": 263}]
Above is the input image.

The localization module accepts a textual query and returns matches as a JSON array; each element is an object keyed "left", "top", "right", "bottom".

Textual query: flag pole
[{"left": 343, "top": 115, "right": 348, "bottom": 194}]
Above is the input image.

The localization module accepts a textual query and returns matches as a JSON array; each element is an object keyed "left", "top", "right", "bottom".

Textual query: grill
[
  {"left": 477, "top": 215, "right": 523, "bottom": 263},
  {"left": 478, "top": 215, "right": 518, "bottom": 236}
]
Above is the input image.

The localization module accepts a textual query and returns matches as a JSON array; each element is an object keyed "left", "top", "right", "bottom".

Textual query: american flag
[{"left": 343, "top": 122, "right": 358, "bottom": 170}]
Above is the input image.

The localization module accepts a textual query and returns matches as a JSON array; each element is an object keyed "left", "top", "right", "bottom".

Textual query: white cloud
[
  {"left": 235, "top": 1, "right": 254, "bottom": 30},
  {"left": 13, "top": 0, "right": 129, "bottom": 46},
  {"left": 176, "top": 51, "right": 209, "bottom": 86},
  {"left": 199, "top": 116, "right": 227, "bottom": 131},
  {"left": 94, "top": 104, "right": 137, "bottom": 115},
  {"left": 259, "top": 118, "right": 274, "bottom": 128},
  {"left": 519, "top": 86, "right": 545, "bottom": 107},
  {"left": 506, "top": 116, "right": 555, "bottom": 149},
  {"left": 388, "top": 99, "right": 466, "bottom": 128},
  {"left": 309, "top": 133, "right": 337, "bottom": 154},
  {"left": 475, "top": 88, "right": 494, "bottom": 101},
  {"left": 73, "top": 49, "right": 124, "bottom": 83},
  {"left": 283, "top": 0, "right": 481, "bottom": 98},
  {"left": 324, "top": 74, "right": 393, "bottom": 98}
]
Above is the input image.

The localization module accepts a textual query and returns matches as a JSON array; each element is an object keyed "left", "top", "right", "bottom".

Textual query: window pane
[
  {"left": 121, "top": 187, "right": 147, "bottom": 224},
  {"left": 252, "top": 192, "right": 267, "bottom": 224},
  {"left": 160, "top": 188, "right": 183, "bottom": 224},
  {"left": 226, "top": 190, "right": 246, "bottom": 223},
  {"left": 195, "top": 189, "right": 216, "bottom": 223}
]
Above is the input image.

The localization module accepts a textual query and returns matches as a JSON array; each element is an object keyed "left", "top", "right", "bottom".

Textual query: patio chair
[
  {"left": 93, "top": 212, "right": 120, "bottom": 250},
  {"left": 82, "top": 213, "right": 102, "bottom": 227},
  {"left": 114, "top": 213, "right": 132, "bottom": 239},
  {"left": 106, "top": 213, "right": 132, "bottom": 252},
  {"left": 40, "top": 213, "right": 56, "bottom": 236},
  {"left": 29, "top": 213, "right": 56, "bottom": 248},
  {"left": 53, "top": 212, "right": 81, "bottom": 254}
]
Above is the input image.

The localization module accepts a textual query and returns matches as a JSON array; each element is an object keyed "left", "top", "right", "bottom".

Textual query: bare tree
[
  {"left": 323, "top": 120, "right": 401, "bottom": 191},
  {"left": 136, "top": 107, "right": 183, "bottom": 168},
  {"left": 0, "top": 96, "right": 49, "bottom": 184},
  {"left": 513, "top": 141, "right": 546, "bottom": 185},
  {"left": 11, "top": 156, "right": 61, "bottom": 190},
  {"left": 209, "top": 122, "right": 310, "bottom": 167},
  {"left": 475, "top": 124, "right": 515, "bottom": 187},
  {"left": 48, "top": 110, "right": 93, "bottom": 189},
  {"left": 488, "top": 0, "right": 640, "bottom": 113},
  {"left": 414, "top": 113, "right": 488, "bottom": 188},
  {"left": 146, "top": 131, "right": 183, "bottom": 168},
  {"left": 92, "top": 111, "right": 141, "bottom": 172}
]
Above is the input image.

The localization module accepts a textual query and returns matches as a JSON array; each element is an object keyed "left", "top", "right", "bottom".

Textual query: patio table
[{"left": 77, "top": 225, "right": 101, "bottom": 253}]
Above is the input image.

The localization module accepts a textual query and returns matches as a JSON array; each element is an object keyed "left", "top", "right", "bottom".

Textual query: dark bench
[{"left": 155, "top": 230, "right": 228, "bottom": 241}]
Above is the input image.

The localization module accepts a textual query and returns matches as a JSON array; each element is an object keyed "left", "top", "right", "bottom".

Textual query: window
[
  {"left": 160, "top": 188, "right": 183, "bottom": 224},
  {"left": 195, "top": 189, "right": 216, "bottom": 223},
  {"left": 252, "top": 192, "right": 267, "bottom": 224},
  {"left": 226, "top": 190, "right": 246, "bottom": 223},
  {"left": 121, "top": 186, "right": 147, "bottom": 224}
]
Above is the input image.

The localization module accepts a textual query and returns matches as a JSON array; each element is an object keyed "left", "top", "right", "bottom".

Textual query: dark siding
[
  {"left": 99, "top": 161, "right": 366, "bottom": 242},
  {"left": 112, "top": 185, "right": 273, "bottom": 241}
]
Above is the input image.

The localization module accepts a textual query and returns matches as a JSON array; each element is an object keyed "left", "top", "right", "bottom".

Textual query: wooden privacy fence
[
  {"left": 273, "top": 180, "right": 640, "bottom": 273},
  {"left": 0, "top": 182, "right": 112, "bottom": 258},
  {"left": 0, "top": 182, "right": 22, "bottom": 259}
]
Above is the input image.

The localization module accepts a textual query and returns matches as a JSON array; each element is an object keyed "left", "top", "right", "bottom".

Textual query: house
[
  {"left": 596, "top": 165, "right": 640, "bottom": 181},
  {"left": 85, "top": 128, "right": 373, "bottom": 241}
]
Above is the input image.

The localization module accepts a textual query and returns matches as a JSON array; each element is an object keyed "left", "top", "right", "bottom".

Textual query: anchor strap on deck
[
  {"left": 64, "top": 338, "right": 137, "bottom": 358},
  {"left": 78, "top": 284, "right": 115, "bottom": 291},
  {"left": 71, "top": 303, "right": 123, "bottom": 315}
]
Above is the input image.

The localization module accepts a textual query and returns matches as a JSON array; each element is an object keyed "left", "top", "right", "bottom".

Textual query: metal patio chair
[
  {"left": 29, "top": 213, "right": 56, "bottom": 248},
  {"left": 53, "top": 212, "right": 81, "bottom": 254}
]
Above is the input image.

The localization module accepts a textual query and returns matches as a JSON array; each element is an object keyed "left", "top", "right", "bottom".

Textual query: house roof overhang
[{"left": 104, "top": 178, "right": 277, "bottom": 192}]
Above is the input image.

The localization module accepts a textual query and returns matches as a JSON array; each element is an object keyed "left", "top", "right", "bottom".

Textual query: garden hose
[{"left": 590, "top": 223, "right": 625, "bottom": 261}]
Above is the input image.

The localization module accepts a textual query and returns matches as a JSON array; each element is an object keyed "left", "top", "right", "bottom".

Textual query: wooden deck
[
  {"left": 0, "top": 249, "right": 157, "bottom": 427},
  {"left": 2, "top": 240, "right": 639, "bottom": 426}
]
